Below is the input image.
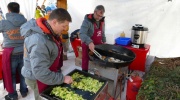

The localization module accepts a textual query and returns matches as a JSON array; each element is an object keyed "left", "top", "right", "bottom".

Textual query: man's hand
[
  {"left": 64, "top": 76, "right": 73, "bottom": 84},
  {"left": 88, "top": 42, "right": 95, "bottom": 52}
]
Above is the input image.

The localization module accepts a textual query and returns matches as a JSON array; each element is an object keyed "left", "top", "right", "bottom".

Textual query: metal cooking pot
[{"left": 131, "top": 24, "right": 148, "bottom": 44}]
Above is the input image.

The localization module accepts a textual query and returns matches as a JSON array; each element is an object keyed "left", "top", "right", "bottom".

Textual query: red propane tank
[{"left": 126, "top": 76, "right": 142, "bottom": 100}]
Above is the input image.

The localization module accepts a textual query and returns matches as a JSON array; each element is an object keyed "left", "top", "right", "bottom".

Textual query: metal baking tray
[{"left": 41, "top": 69, "right": 108, "bottom": 100}]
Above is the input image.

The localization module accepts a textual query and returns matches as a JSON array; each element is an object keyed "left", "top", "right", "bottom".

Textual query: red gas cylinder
[
  {"left": 126, "top": 76, "right": 142, "bottom": 100},
  {"left": 70, "top": 38, "right": 81, "bottom": 57}
]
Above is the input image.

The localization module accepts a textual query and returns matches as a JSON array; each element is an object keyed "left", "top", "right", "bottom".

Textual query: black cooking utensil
[{"left": 93, "top": 50, "right": 109, "bottom": 62}]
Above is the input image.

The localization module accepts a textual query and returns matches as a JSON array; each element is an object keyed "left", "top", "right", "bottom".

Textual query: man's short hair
[
  {"left": 7, "top": 2, "right": 20, "bottom": 13},
  {"left": 49, "top": 8, "right": 72, "bottom": 23},
  {"left": 94, "top": 5, "right": 105, "bottom": 12}
]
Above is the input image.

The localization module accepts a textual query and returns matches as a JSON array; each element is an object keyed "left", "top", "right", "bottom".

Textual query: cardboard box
[{"left": 77, "top": 46, "right": 82, "bottom": 59}]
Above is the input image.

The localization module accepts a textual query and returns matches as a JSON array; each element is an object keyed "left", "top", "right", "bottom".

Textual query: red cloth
[
  {"left": 124, "top": 44, "right": 150, "bottom": 72},
  {"left": 2, "top": 48, "right": 20, "bottom": 93},
  {"left": 0, "top": 51, "right": 2, "bottom": 79},
  {"left": 81, "top": 43, "right": 89, "bottom": 70},
  {"left": 36, "top": 18, "right": 63, "bottom": 93},
  {"left": 82, "top": 19, "right": 103, "bottom": 70},
  {"left": 91, "top": 23, "right": 103, "bottom": 45}
]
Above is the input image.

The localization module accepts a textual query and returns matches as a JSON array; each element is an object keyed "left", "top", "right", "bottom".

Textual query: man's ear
[
  {"left": 51, "top": 19, "right": 58, "bottom": 25},
  {"left": 8, "top": 9, "right": 10, "bottom": 13}
]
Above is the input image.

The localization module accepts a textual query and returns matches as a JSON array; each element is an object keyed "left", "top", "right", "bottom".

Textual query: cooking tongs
[
  {"left": 93, "top": 50, "right": 103, "bottom": 60},
  {"left": 93, "top": 50, "right": 112, "bottom": 62},
  {"left": 93, "top": 50, "right": 110, "bottom": 62}
]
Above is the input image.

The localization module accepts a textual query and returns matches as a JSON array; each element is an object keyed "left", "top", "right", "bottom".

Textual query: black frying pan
[{"left": 89, "top": 44, "right": 136, "bottom": 68}]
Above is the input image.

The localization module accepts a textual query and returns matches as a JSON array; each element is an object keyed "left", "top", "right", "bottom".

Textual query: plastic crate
[{"left": 115, "top": 37, "right": 131, "bottom": 46}]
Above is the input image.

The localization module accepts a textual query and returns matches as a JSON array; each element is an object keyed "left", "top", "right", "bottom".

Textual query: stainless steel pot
[{"left": 131, "top": 24, "right": 148, "bottom": 44}]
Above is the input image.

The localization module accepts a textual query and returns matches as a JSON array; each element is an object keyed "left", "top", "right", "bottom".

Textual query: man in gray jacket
[
  {"left": 0, "top": 2, "right": 28, "bottom": 100},
  {"left": 20, "top": 8, "right": 73, "bottom": 100},
  {"left": 79, "top": 5, "right": 106, "bottom": 72}
]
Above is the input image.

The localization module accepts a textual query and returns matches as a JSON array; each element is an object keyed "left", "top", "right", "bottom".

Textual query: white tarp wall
[
  {"left": 0, "top": 0, "right": 180, "bottom": 58},
  {"left": 68, "top": 0, "right": 180, "bottom": 58}
]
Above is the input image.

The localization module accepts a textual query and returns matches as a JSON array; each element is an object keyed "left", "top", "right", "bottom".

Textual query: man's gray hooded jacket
[
  {"left": 20, "top": 19, "right": 64, "bottom": 85},
  {"left": 0, "top": 13, "right": 27, "bottom": 54}
]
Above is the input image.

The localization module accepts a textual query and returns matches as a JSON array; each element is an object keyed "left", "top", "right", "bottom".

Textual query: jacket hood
[
  {"left": 6, "top": 13, "right": 27, "bottom": 26},
  {"left": 20, "top": 19, "right": 44, "bottom": 37},
  {"left": 85, "top": 14, "right": 105, "bottom": 23}
]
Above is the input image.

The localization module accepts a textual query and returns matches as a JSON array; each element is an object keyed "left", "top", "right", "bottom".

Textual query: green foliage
[{"left": 137, "top": 59, "right": 180, "bottom": 100}]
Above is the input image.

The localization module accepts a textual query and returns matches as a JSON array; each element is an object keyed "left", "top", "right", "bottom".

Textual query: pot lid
[{"left": 132, "top": 24, "right": 148, "bottom": 31}]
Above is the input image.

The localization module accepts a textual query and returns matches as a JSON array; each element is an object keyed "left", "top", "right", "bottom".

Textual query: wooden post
[{"left": 57, "top": 0, "right": 67, "bottom": 10}]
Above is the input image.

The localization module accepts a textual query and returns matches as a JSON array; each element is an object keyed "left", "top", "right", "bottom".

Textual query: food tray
[{"left": 41, "top": 69, "right": 108, "bottom": 100}]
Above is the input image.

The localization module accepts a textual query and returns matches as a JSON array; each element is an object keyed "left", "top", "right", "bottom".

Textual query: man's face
[
  {"left": 94, "top": 10, "right": 104, "bottom": 21},
  {"left": 53, "top": 20, "right": 69, "bottom": 36}
]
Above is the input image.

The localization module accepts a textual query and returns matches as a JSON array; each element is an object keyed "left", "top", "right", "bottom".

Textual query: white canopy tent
[
  {"left": 0, "top": 0, "right": 36, "bottom": 20},
  {"left": 0, "top": 0, "right": 180, "bottom": 58}
]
